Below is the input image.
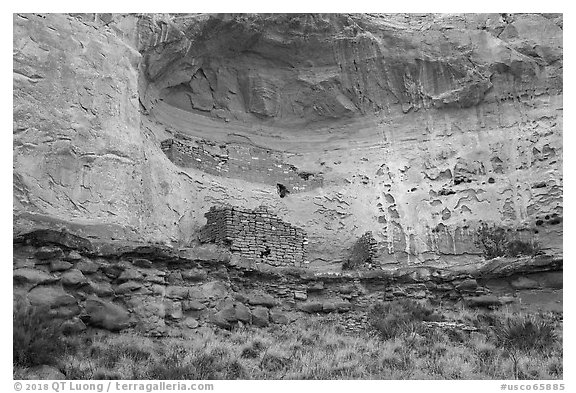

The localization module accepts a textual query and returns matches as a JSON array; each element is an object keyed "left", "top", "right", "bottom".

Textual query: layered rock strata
[
  {"left": 13, "top": 13, "right": 562, "bottom": 268},
  {"left": 13, "top": 230, "right": 562, "bottom": 335}
]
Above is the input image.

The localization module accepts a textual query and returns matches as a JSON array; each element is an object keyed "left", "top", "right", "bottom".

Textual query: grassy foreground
[{"left": 14, "top": 301, "right": 562, "bottom": 380}]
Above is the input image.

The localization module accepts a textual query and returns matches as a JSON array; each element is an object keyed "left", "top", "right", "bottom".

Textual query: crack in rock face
[{"left": 14, "top": 13, "right": 562, "bottom": 269}]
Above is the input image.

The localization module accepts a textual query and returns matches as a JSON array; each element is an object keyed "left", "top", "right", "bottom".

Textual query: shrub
[
  {"left": 368, "top": 299, "right": 441, "bottom": 340},
  {"left": 493, "top": 314, "right": 557, "bottom": 354},
  {"left": 13, "top": 301, "right": 67, "bottom": 368},
  {"left": 475, "top": 223, "right": 541, "bottom": 259}
]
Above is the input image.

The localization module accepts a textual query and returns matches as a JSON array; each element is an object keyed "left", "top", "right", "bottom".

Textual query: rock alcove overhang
[{"left": 138, "top": 13, "right": 499, "bottom": 144}]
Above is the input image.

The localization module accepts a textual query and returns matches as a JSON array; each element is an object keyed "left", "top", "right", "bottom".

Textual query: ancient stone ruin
[
  {"left": 198, "top": 205, "right": 307, "bottom": 266},
  {"left": 345, "top": 231, "right": 378, "bottom": 269}
]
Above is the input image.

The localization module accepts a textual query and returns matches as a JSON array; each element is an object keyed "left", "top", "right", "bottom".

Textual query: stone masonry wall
[
  {"left": 345, "top": 231, "right": 378, "bottom": 269},
  {"left": 198, "top": 205, "right": 307, "bottom": 266},
  {"left": 160, "top": 136, "right": 323, "bottom": 195}
]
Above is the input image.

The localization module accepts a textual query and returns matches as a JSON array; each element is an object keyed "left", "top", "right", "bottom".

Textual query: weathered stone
[
  {"left": 166, "top": 301, "right": 183, "bottom": 320},
  {"left": 210, "top": 311, "right": 232, "bottom": 328},
  {"left": 132, "top": 258, "right": 153, "bottom": 268},
  {"left": 465, "top": 295, "right": 502, "bottom": 308},
  {"left": 251, "top": 306, "right": 269, "bottom": 327},
  {"left": 27, "top": 286, "right": 77, "bottom": 308},
  {"left": 455, "top": 279, "right": 478, "bottom": 291},
  {"left": 294, "top": 291, "right": 307, "bottom": 301},
  {"left": 118, "top": 268, "right": 144, "bottom": 283},
  {"left": 298, "top": 302, "right": 323, "bottom": 313},
  {"left": 64, "top": 250, "right": 83, "bottom": 261},
  {"left": 322, "top": 302, "right": 336, "bottom": 313},
  {"left": 83, "top": 297, "right": 131, "bottom": 331},
  {"left": 116, "top": 281, "right": 143, "bottom": 294},
  {"left": 510, "top": 276, "right": 540, "bottom": 290},
  {"left": 35, "top": 246, "right": 64, "bottom": 261},
  {"left": 21, "top": 365, "right": 66, "bottom": 380},
  {"left": 270, "top": 310, "right": 289, "bottom": 324},
  {"left": 234, "top": 303, "right": 252, "bottom": 323},
  {"left": 247, "top": 292, "right": 277, "bottom": 308},
  {"left": 201, "top": 281, "right": 228, "bottom": 299},
  {"left": 75, "top": 259, "right": 100, "bottom": 274},
  {"left": 184, "top": 317, "right": 199, "bottom": 329},
  {"left": 307, "top": 282, "right": 324, "bottom": 292},
  {"left": 144, "top": 272, "right": 165, "bottom": 285},
  {"left": 62, "top": 317, "right": 87, "bottom": 334},
  {"left": 182, "top": 268, "right": 208, "bottom": 282},
  {"left": 183, "top": 300, "right": 206, "bottom": 311},
  {"left": 165, "top": 285, "right": 189, "bottom": 299},
  {"left": 333, "top": 301, "right": 352, "bottom": 312},
  {"left": 87, "top": 281, "right": 114, "bottom": 297},
  {"left": 13, "top": 268, "right": 58, "bottom": 285},
  {"left": 101, "top": 265, "right": 124, "bottom": 279},
  {"left": 61, "top": 269, "right": 88, "bottom": 286},
  {"left": 166, "top": 271, "right": 183, "bottom": 284},
  {"left": 50, "top": 260, "right": 73, "bottom": 272}
]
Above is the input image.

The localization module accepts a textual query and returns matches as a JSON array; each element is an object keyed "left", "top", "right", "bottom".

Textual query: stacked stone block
[
  {"left": 199, "top": 205, "right": 307, "bottom": 266},
  {"left": 345, "top": 231, "right": 378, "bottom": 269}
]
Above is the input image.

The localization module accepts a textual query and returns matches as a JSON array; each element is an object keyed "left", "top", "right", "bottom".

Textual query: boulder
[
  {"left": 183, "top": 300, "right": 206, "bottom": 311},
  {"left": 61, "top": 269, "right": 88, "bottom": 286},
  {"left": 294, "top": 291, "right": 307, "bottom": 301},
  {"left": 144, "top": 272, "right": 165, "bottom": 285},
  {"left": 166, "top": 301, "right": 183, "bottom": 320},
  {"left": 132, "top": 258, "right": 153, "bottom": 268},
  {"left": 35, "top": 246, "right": 64, "bottom": 261},
  {"left": 166, "top": 285, "right": 190, "bottom": 299},
  {"left": 251, "top": 306, "right": 269, "bottom": 327},
  {"left": 307, "top": 282, "right": 324, "bottom": 292},
  {"left": 184, "top": 317, "right": 199, "bottom": 329},
  {"left": 322, "top": 302, "right": 336, "bottom": 313},
  {"left": 298, "top": 302, "right": 323, "bottom": 313},
  {"left": 83, "top": 297, "right": 131, "bottom": 331},
  {"left": 182, "top": 268, "right": 208, "bottom": 282},
  {"left": 87, "top": 281, "right": 114, "bottom": 297},
  {"left": 21, "top": 365, "right": 66, "bottom": 380},
  {"left": 49, "top": 260, "right": 73, "bottom": 272},
  {"left": 118, "top": 268, "right": 144, "bottom": 283},
  {"left": 27, "top": 286, "right": 77, "bottom": 309},
  {"left": 166, "top": 271, "right": 183, "bottom": 284},
  {"left": 201, "top": 281, "right": 228, "bottom": 299},
  {"left": 116, "top": 281, "right": 143, "bottom": 294},
  {"left": 333, "top": 301, "right": 352, "bottom": 312},
  {"left": 62, "top": 317, "right": 87, "bottom": 334},
  {"left": 64, "top": 250, "right": 83, "bottom": 261},
  {"left": 510, "top": 276, "right": 540, "bottom": 290},
  {"left": 455, "top": 278, "right": 478, "bottom": 291},
  {"left": 247, "top": 292, "right": 277, "bottom": 308},
  {"left": 75, "top": 258, "right": 99, "bottom": 274},
  {"left": 270, "top": 310, "right": 289, "bottom": 324},
  {"left": 234, "top": 303, "right": 252, "bottom": 323},
  {"left": 13, "top": 268, "right": 58, "bottom": 285},
  {"left": 465, "top": 295, "right": 502, "bottom": 308}
]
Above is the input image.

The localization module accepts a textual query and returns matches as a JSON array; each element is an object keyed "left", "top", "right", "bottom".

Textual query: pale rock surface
[{"left": 13, "top": 13, "right": 562, "bottom": 269}]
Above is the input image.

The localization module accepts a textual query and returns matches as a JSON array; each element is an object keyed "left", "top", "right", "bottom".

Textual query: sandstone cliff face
[{"left": 13, "top": 13, "right": 563, "bottom": 267}]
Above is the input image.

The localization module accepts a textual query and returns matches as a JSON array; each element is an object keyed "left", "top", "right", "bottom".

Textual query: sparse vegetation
[
  {"left": 13, "top": 302, "right": 562, "bottom": 380},
  {"left": 13, "top": 301, "right": 68, "bottom": 368},
  {"left": 368, "top": 299, "right": 442, "bottom": 339},
  {"left": 475, "top": 223, "right": 541, "bottom": 259}
]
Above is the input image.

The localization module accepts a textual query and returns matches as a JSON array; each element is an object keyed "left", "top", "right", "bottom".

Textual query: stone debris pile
[{"left": 199, "top": 205, "right": 307, "bottom": 266}]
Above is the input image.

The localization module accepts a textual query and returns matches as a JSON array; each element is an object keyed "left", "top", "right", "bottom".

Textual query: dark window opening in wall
[
  {"left": 277, "top": 183, "right": 290, "bottom": 198},
  {"left": 261, "top": 245, "right": 271, "bottom": 258}
]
